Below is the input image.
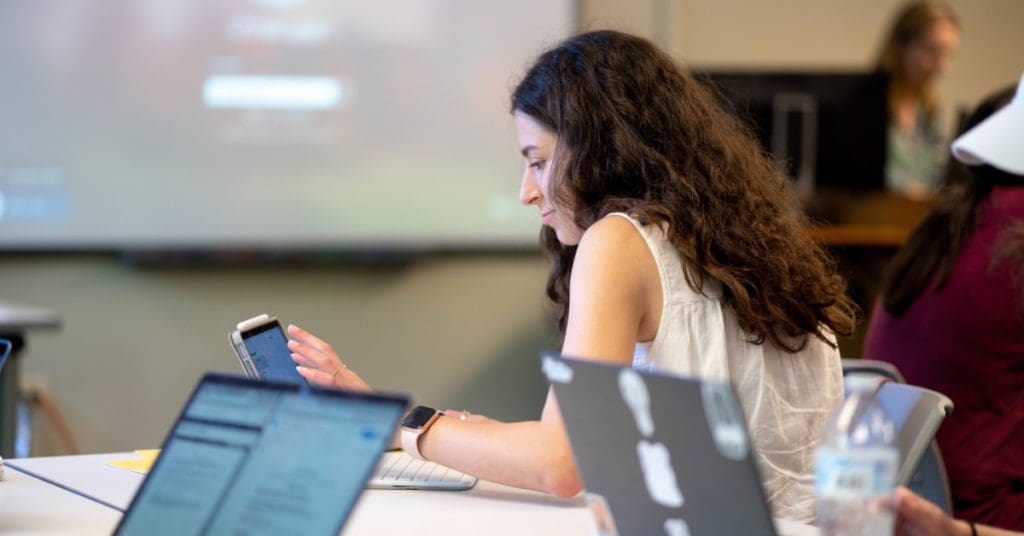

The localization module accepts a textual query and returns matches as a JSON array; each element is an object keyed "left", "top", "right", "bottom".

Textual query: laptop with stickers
[
  {"left": 542, "top": 351, "right": 801, "bottom": 536},
  {"left": 114, "top": 373, "right": 408, "bottom": 536}
]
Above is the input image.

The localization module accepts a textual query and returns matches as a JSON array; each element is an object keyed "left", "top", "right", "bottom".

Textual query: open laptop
[
  {"left": 113, "top": 373, "right": 408, "bottom": 535},
  {"left": 541, "top": 351, "right": 790, "bottom": 536}
]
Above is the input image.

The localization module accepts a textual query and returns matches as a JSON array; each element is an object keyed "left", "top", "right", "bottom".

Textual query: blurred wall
[
  {"left": 2, "top": 255, "right": 555, "bottom": 454},
  {"left": 3, "top": 0, "right": 1023, "bottom": 455}
]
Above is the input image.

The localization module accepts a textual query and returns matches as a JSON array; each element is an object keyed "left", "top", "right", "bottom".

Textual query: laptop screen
[
  {"left": 116, "top": 374, "right": 407, "bottom": 535},
  {"left": 0, "top": 338, "right": 11, "bottom": 373}
]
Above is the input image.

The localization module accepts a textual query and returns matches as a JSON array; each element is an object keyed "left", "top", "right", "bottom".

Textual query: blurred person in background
[{"left": 877, "top": 0, "right": 961, "bottom": 199}]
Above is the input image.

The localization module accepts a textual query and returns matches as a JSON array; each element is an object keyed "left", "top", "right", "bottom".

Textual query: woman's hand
[
  {"left": 891, "top": 486, "right": 973, "bottom": 536},
  {"left": 287, "top": 324, "right": 374, "bottom": 393}
]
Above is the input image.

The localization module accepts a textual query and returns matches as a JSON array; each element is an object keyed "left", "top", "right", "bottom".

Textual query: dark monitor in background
[{"left": 697, "top": 71, "right": 888, "bottom": 195}]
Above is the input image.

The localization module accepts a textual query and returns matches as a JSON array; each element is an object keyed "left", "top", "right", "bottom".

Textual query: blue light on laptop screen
[{"left": 117, "top": 381, "right": 401, "bottom": 535}]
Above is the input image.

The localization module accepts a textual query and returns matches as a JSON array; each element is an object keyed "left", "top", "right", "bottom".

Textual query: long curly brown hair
[{"left": 511, "top": 30, "right": 855, "bottom": 352}]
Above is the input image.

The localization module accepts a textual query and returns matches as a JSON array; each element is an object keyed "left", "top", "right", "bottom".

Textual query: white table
[
  {"left": 6, "top": 453, "right": 144, "bottom": 511},
  {"left": 4, "top": 453, "right": 598, "bottom": 535},
  {"left": 0, "top": 462, "right": 119, "bottom": 535},
  {"left": 4, "top": 453, "right": 818, "bottom": 535}
]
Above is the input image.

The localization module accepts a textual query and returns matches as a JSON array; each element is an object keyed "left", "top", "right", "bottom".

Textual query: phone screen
[{"left": 241, "top": 321, "right": 306, "bottom": 384}]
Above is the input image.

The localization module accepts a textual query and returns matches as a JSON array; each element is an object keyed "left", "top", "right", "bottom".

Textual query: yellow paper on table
[{"left": 105, "top": 449, "right": 161, "bottom": 474}]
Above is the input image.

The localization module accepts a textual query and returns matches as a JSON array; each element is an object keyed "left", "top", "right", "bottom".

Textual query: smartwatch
[{"left": 400, "top": 405, "right": 441, "bottom": 460}]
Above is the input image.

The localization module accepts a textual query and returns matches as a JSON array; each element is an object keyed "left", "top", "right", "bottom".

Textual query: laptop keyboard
[{"left": 370, "top": 451, "right": 477, "bottom": 489}]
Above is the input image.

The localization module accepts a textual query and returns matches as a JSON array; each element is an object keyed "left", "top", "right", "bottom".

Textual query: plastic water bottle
[{"left": 815, "top": 375, "right": 899, "bottom": 535}]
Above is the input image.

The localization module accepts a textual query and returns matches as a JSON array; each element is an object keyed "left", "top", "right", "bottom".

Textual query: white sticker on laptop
[
  {"left": 620, "top": 369, "right": 686, "bottom": 508},
  {"left": 541, "top": 355, "right": 574, "bottom": 384},
  {"left": 618, "top": 369, "right": 655, "bottom": 436},
  {"left": 700, "top": 382, "right": 749, "bottom": 461},
  {"left": 664, "top": 518, "right": 691, "bottom": 536},
  {"left": 637, "top": 439, "right": 685, "bottom": 508}
]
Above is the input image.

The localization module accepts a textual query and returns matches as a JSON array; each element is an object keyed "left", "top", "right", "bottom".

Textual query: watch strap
[{"left": 401, "top": 409, "right": 440, "bottom": 460}]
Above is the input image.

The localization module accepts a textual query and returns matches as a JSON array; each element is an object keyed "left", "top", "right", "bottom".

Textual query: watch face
[{"left": 402, "top": 405, "right": 437, "bottom": 429}]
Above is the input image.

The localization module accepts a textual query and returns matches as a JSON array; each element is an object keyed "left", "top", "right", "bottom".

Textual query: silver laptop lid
[{"left": 542, "top": 351, "right": 777, "bottom": 536}]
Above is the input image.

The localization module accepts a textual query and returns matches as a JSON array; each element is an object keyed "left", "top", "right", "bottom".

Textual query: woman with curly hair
[{"left": 288, "top": 30, "right": 855, "bottom": 522}]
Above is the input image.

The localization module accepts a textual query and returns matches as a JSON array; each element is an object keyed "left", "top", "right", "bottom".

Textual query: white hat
[{"left": 951, "top": 71, "right": 1024, "bottom": 175}]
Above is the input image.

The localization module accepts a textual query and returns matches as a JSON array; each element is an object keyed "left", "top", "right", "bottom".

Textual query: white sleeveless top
[{"left": 611, "top": 212, "right": 843, "bottom": 523}]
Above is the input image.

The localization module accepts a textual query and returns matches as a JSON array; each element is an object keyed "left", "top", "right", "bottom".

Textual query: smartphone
[{"left": 228, "top": 314, "right": 306, "bottom": 384}]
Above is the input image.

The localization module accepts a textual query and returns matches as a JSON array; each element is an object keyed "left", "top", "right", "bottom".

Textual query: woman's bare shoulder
[
  {"left": 571, "top": 213, "right": 658, "bottom": 302},
  {"left": 577, "top": 213, "right": 647, "bottom": 255},
  {"left": 563, "top": 214, "right": 662, "bottom": 361}
]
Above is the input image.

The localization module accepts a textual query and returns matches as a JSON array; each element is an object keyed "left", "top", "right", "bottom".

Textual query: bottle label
[{"left": 815, "top": 446, "right": 898, "bottom": 499}]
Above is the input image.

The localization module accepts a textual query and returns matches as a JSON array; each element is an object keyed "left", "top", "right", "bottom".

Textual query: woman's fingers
[
  {"left": 296, "top": 365, "right": 336, "bottom": 386},
  {"left": 290, "top": 352, "right": 316, "bottom": 368},
  {"left": 288, "top": 338, "right": 343, "bottom": 370},
  {"left": 297, "top": 362, "right": 374, "bottom": 393},
  {"left": 287, "top": 324, "right": 374, "bottom": 393},
  {"left": 889, "top": 486, "right": 956, "bottom": 536},
  {"left": 286, "top": 325, "right": 347, "bottom": 372},
  {"left": 288, "top": 324, "right": 333, "bottom": 353}
]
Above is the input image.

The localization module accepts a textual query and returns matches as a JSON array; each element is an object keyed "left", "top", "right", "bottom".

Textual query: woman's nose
[{"left": 519, "top": 171, "right": 541, "bottom": 206}]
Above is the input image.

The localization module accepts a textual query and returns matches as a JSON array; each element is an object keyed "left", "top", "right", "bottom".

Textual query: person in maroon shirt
[{"left": 866, "top": 74, "right": 1024, "bottom": 531}]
